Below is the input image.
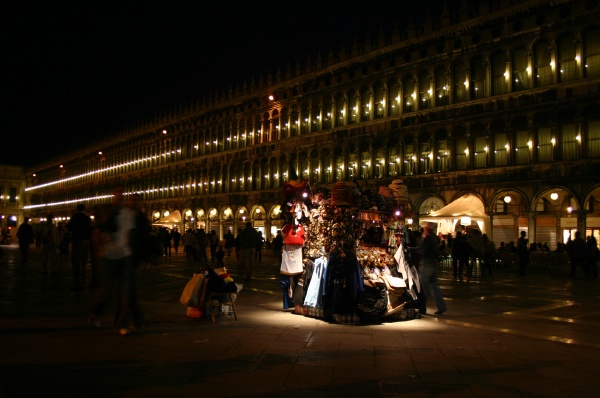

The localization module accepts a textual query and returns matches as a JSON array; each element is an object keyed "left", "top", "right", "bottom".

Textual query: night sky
[{"left": 6, "top": 2, "right": 417, "bottom": 168}]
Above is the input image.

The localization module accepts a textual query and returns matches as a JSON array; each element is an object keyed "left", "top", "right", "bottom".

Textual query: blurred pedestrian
[
  {"left": 209, "top": 230, "right": 218, "bottom": 261},
  {"left": 272, "top": 229, "right": 283, "bottom": 264},
  {"left": 517, "top": 230, "right": 529, "bottom": 275},
  {"left": 586, "top": 236, "right": 599, "bottom": 279},
  {"left": 162, "top": 228, "right": 172, "bottom": 257},
  {"left": 40, "top": 214, "right": 60, "bottom": 275},
  {"left": 567, "top": 231, "right": 586, "bottom": 277},
  {"left": 215, "top": 244, "right": 225, "bottom": 267},
  {"left": 196, "top": 228, "right": 209, "bottom": 263},
  {"left": 16, "top": 217, "right": 35, "bottom": 264},
  {"left": 172, "top": 228, "right": 181, "bottom": 255},
  {"left": 255, "top": 230, "right": 265, "bottom": 262},
  {"left": 239, "top": 222, "right": 260, "bottom": 281},
  {"left": 224, "top": 229, "right": 234, "bottom": 256},
  {"left": 182, "top": 229, "right": 195, "bottom": 259},
  {"left": 416, "top": 222, "right": 447, "bottom": 316},
  {"left": 89, "top": 186, "right": 143, "bottom": 336},
  {"left": 67, "top": 204, "right": 92, "bottom": 291}
]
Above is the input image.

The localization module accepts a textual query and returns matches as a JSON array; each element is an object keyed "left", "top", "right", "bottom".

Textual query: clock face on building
[{"left": 420, "top": 197, "right": 445, "bottom": 215}]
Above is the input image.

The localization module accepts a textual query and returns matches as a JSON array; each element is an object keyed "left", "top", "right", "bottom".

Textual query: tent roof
[
  {"left": 430, "top": 194, "right": 486, "bottom": 218},
  {"left": 152, "top": 210, "right": 182, "bottom": 225}
]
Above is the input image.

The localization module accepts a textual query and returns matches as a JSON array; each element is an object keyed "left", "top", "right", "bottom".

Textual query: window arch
[
  {"left": 387, "top": 79, "right": 400, "bottom": 116},
  {"left": 534, "top": 39, "right": 553, "bottom": 87},
  {"left": 373, "top": 82, "right": 385, "bottom": 118},
  {"left": 348, "top": 90, "right": 359, "bottom": 124},
  {"left": 434, "top": 66, "right": 449, "bottom": 106},
  {"left": 583, "top": 28, "right": 600, "bottom": 78},
  {"left": 452, "top": 62, "right": 467, "bottom": 103},
  {"left": 310, "top": 100, "right": 322, "bottom": 133},
  {"left": 557, "top": 34, "right": 577, "bottom": 82},
  {"left": 322, "top": 99, "right": 332, "bottom": 129},
  {"left": 491, "top": 51, "right": 508, "bottom": 96},
  {"left": 512, "top": 47, "right": 530, "bottom": 91},
  {"left": 335, "top": 93, "right": 346, "bottom": 126},
  {"left": 470, "top": 57, "right": 486, "bottom": 99},
  {"left": 402, "top": 75, "right": 416, "bottom": 112},
  {"left": 418, "top": 70, "right": 431, "bottom": 110},
  {"left": 360, "top": 86, "right": 372, "bottom": 121}
]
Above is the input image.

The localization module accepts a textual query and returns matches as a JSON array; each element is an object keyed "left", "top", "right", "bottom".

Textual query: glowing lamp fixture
[
  {"left": 504, "top": 196, "right": 512, "bottom": 204},
  {"left": 550, "top": 193, "right": 558, "bottom": 201},
  {"left": 461, "top": 216, "right": 471, "bottom": 226}
]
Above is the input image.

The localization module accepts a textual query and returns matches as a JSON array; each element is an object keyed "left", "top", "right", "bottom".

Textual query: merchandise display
[{"left": 278, "top": 169, "right": 421, "bottom": 324}]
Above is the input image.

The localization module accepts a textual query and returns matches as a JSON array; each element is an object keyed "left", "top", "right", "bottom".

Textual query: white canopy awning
[
  {"left": 421, "top": 194, "right": 487, "bottom": 234},
  {"left": 431, "top": 194, "right": 486, "bottom": 218},
  {"left": 152, "top": 210, "right": 183, "bottom": 230}
]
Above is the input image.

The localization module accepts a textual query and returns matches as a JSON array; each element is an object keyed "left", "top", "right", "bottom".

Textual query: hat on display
[
  {"left": 331, "top": 182, "right": 353, "bottom": 207},
  {"left": 283, "top": 161, "right": 308, "bottom": 197}
]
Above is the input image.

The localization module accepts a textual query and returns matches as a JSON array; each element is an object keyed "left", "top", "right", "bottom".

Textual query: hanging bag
[{"left": 180, "top": 273, "right": 205, "bottom": 307}]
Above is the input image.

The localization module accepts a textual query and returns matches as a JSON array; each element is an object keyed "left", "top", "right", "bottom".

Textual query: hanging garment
[
  {"left": 292, "top": 258, "right": 314, "bottom": 305},
  {"left": 281, "top": 244, "right": 304, "bottom": 275},
  {"left": 324, "top": 250, "right": 365, "bottom": 318},
  {"left": 303, "top": 256, "right": 328, "bottom": 308}
]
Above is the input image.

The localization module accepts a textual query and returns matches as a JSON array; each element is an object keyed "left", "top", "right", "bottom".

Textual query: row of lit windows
[
  {"left": 27, "top": 121, "right": 600, "bottom": 210},
  {"left": 36, "top": 29, "right": 600, "bottom": 186}
]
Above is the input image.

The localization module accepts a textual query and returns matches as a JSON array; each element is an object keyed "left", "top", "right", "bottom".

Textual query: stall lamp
[
  {"left": 550, "top": 193, "right": 558, "bottom": 201},
  {"left": 504, "top": 196, "right": 511, "bottom": 203},
  {"left": 461, "top": 216, "right": 471, "bottom": 226}
]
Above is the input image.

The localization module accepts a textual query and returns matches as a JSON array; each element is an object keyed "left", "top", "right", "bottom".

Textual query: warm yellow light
[{"left": 550, "top": 193, "right": 558, "bottom": 201}]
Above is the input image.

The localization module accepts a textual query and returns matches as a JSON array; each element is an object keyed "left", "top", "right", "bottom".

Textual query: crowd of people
[{"left": 434, "top": 228, "right": 599, "bottom": 279}]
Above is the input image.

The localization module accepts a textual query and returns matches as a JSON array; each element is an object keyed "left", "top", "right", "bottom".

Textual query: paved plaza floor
[{"left": 1, "top": 243, "right": 600, "bottom": 397}]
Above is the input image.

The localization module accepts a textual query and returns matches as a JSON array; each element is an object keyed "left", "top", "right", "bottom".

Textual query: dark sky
[{"left": 6, "top": 2, "right": 413, "bottom": 167}]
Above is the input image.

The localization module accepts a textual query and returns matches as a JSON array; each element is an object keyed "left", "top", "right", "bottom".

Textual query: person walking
[
  {"left": 209, "top": 230, "right": 219, "bottom": 261},
  {"left": 224, "top": 229, "right": 234, "bottom": 256},
  {"left": 89, "top": 186, "right": 142, "bottom": 336},
  {"left": 182, "top": 229, "right": 195, "bottom": 260},
  {"left": 40, "top": 214, "right": 60, "bottom": 275},
  {"left": 215, "top": 244, "right": 225, "bottom": 267},
  {"left": 171, "top": 228, "right": 181, "bottom": 255},
  {"left": 66, "top": 204, "right": 92, "bottom": 291},
  {"left": 239, "top": 222, "right": 260, "bottom": 281},
  {"left": 517, "top": 230, "right": 529, "bottom": 275},
  {"left": 416, "top": 222, "right": 447, "bottom": 316},
  {"left": 451, "top": 228, "right": 470, "bottom": 278},
  {"left": 196, "top": 228, "right": 209, "bottom": 263},
  {"left": 481, "top": 233, "right": 495, "bottom": 275},
  {"left": 272, "top": 229, "right": 284, "bottom": 264},
  {"left": 586, "top": 236, "right": 599, "bottom": 279},
  {"left": 255, "top": 230, "right": 265, "bottom": 262},
  {"left": 233, "top": 228, "right": 242, "bottom": 268},
  {"left": 162, "top": 228, "right": 172, "bottom": 257},
  {"left": 16, "top": 217, "right": 35, "bottom": 264},
  {"left": 567, "top": 231, "right": 587, "bottom": 277}
]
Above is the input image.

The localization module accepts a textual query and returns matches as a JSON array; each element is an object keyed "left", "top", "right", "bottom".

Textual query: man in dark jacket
[
  {"left": 239, "top": 222, "right": 260, "bottom": 281},
  {"left": 16, "top": 218, "right": 35, "bottom": 264},
  {"left": 67, "top": 204, "right": 92, "bottom": 290}
]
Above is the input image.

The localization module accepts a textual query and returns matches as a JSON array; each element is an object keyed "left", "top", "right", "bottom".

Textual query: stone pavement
[{"left": 1, "top": 243, "right": 600, "bottom": 397}]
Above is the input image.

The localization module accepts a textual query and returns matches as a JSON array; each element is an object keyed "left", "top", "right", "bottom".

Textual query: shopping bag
[{"left": 180, "top": 273, "right": 205, "bottom": 307}]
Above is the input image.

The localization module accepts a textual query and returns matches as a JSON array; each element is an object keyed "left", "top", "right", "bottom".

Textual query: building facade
[{"left": 22, "top": 0, "right": 600, "bottom": 248}]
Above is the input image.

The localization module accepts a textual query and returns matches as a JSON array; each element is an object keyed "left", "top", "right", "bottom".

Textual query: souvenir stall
[{"left": 278, "top": 169, "right": 420, "bottom": 324}]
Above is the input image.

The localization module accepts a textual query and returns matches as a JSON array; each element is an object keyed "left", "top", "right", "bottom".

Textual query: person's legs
[
  {"left": 19, "top": 242, "right": 29, "bottom": 264},
  {"left": 429, "top": 273, "right": 447, "bottom": 313},
  {"left": 71, "top": 240, "right": 83, "bottom": 290}
]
